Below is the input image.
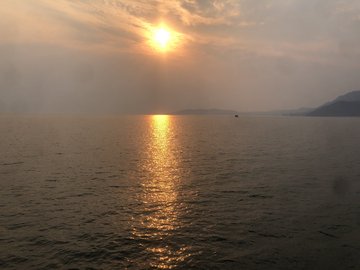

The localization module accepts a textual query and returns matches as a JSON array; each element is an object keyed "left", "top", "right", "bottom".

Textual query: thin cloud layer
[
  {"left": 0, "top": 0, "right": 258, "bottom": 52},
  {"left": 1, "top": 0, "right": 360, "bottom": 113},
  {"left": 2, "top": 0, "right": 359, "bottom": 60}
]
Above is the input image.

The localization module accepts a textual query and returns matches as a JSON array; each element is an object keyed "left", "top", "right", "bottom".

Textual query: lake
[{"left": 0, "top": 115, "right": 359, "bottom": 269}]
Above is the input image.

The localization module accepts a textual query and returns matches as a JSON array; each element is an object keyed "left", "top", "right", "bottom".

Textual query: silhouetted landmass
[
  {"left": 282, "top": 107, "right": 314, "bottom": 116},
  {"left": 329, "top": 90, "right": 360, "bottom": 103},
  {"left": 173, "top": 109, "right": 239, "bottom": 115},
  {"left": 307, "top": 90, "right": 360, "bottom": 117},
  {"left": 174, "top": 91, "right": 360, "bottom": 117},
  {"left": 261, "top": 107, "right": 313, "bottom": 116},
  {"left": 307, "top": 101, "right": 360, "bottom": 116}
]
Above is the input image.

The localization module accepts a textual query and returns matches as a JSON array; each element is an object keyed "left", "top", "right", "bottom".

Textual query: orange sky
[{"left": 1, "top": 0, "right": 360, "bottom": 113}]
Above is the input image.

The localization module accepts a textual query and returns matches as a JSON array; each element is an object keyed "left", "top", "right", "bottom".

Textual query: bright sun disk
[
  {"left": 149, "top": 24, "right": 181, "bottom": 52},
  {"left": 154, "top": 28, "right": 171, "bottom": 48}
]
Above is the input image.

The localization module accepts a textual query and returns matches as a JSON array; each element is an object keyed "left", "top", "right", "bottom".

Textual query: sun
[
  {"left": 154, "top": 28, "right": 171, "bottom": 49},
  {"left": 148, "top": 24, "right": 182, "bottom": 53}
]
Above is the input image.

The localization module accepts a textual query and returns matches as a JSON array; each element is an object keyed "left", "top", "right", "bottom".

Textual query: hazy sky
[{"left": 1, "top": 0, "right": 360, "bottom": 113}]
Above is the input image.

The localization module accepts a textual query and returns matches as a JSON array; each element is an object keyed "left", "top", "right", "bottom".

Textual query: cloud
[
  {"left": 1, "top": 0, "right": 360, "bottom": 113},
  {"left": 2, "top": 0, "right": 360, "bottom": 55},
  {"left": 0, "top": 0, "right": 258, "bottom": 53}
]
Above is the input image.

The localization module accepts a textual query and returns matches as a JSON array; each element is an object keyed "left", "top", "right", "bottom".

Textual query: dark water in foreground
[{"left": 0, "top": 115, "right": 360, "bottom": 270}]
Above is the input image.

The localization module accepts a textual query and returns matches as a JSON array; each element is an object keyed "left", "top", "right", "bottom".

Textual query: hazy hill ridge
[{"left": 308, "top": 90, "right": 360, "bottom": 116}]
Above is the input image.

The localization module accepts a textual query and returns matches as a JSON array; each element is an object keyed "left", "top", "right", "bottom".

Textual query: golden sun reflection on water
[{"left": 132, "top": 115, "right": 190, "bottom": 269}]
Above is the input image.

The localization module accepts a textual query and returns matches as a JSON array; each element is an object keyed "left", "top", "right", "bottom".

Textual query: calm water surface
[{"left": 0, "top": 115, "right": 360, "bottom": 269}]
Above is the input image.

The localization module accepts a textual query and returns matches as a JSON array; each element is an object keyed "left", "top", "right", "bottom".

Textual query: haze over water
[{"left": 1, "top": 115, "right": 359, "bottom": 269}]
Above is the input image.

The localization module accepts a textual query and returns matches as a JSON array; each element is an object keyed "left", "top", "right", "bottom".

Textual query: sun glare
[
  {"left": 154, "top": 28, "right": 171, "bottom": 49},
  {"left": 148, "top": 24, "right": 182, "bottom": 53}
]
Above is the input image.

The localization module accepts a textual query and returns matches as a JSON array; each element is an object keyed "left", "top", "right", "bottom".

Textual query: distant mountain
[
  {"left": 330, "top": 90, "right": 360, "bottom": 103},
  {"left": 173, "top": 109, "right": 239, "bottom": 115},
  {"left": 257, "top": 107, "right": 313, "bottom": 116},
  {"left": 308, "top": 90, "right": 360, "bottom": 117},
  {"left": 283, "top": 107, "right": 314, "bottom": 116},
  {"left": 308, "top": 101, "right": 360, "bottom": 116}
]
